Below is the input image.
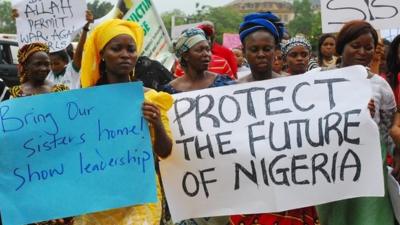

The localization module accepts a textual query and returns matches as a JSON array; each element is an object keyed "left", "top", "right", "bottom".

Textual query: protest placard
[
  {"left": 223, "top": 33, "right": 241, "bottom": 49},
  {"left": 12, "top": 0, "right": 87, "bottom": 52},
  {"left": 122, "top": 0, "right": 175, "bottom": 70},
  {"left": 321, "top": 0, "right": 400, "bottom": 33},
  {"left": 160, "top": 65, "right": 384, "bottom": 222},
  {"left": 0, "top": 83, "right": 156, "bottom": 225}
]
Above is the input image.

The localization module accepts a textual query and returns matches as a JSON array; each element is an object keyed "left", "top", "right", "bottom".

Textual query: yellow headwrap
[{"left": 81, "top": 19, "right": 144, "bottom": 88}]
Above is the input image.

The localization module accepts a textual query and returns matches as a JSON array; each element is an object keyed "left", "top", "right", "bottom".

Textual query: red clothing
[
  {"left": 174, "top": 54, "right": 234, "bottom": 79},
  {"left": 212, "top": 43, "right": 238, "bottom": 76},
  {"left": 230, "top": 207, "right": 319, "bottom": 225}
]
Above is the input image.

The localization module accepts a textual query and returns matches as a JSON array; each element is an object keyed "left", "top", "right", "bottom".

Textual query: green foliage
[
  {"left": 0, "top": 0, "right": 16, "bottom": 34},
  {"left": 310, "top": 11, "right": 322, "bottom": 49},
  {"left": 162, "top": 4, "right": 243, "bottom": 43},
  {"left": 287, "top": 0, "right": 322, "bottom": 50},
  {"left": 197, "top": 6, "right": 243, "bottom": 43},
  {"left": 161, "top": 9, "right": 187, "bottom": 37},
  {"left": 87, "top": 0, "right": 113, "bottom": 19}
]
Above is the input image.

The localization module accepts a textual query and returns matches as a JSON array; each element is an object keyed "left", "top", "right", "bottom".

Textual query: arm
[
  {"left": 369, "top": 39, "right": 384, "bottom": 74},
  {"left": 11, "top": 9, "right": 18, "bottom": 20},
  {"left": 142, "top": 102, "right": 172, "bottom": 159},
  {"left": 72, "top": 10, "right": 94, "bottom": 70},
  {"left": 368, "top": 99, "right": 375, "bottom": 118}
]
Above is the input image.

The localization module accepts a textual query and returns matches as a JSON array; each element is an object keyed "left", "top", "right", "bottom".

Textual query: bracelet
[{"left": 83, "top": 26, "right": 89, "bottom": 32}]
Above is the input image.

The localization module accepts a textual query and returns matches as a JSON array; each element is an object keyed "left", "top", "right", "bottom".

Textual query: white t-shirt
[
  {"left": 47, "top": 62, "right": 80, "bottom": 89},
  {"left": 236, "top": 66, "right": 251, "bottom": 79},
  {"left": 369, "top": 74, "right": 397, "bottom": 152},
  {"left": 369, "top": 74, "right": 396, "bottom": 124}
]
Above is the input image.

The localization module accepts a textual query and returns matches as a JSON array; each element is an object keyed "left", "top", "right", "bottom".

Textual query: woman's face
[
  {"left": 286, "top": 45, "right": 310, "bottom": 75},
  {"left": 25, "top": 51, "right": 51, "bottom": 83},
  {"left": 50, "top": 55, "right": 67, "bottom": 74},
  {"left": 272, "top": 49, "right": 283, "bottom": 73},
  {"left": 341, "top": 33, "right": 375, "bottom": 67},
  {"left": 101, "top": 34, "right": 137, "bottom": 77},
  {"left": 320, "top": 37, "right": 336, "bottom": 58},
  {"left": 243, "top": 30, "right": 276, "bottom": 75},
  {"left": 183, "top": 40, "right": 211, "bottom": 72},
  {"left": 233, "top": 48, "right": 245, "bottom": 67}
]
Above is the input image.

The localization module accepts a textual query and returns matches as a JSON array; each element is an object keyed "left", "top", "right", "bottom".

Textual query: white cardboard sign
[
  {"left": 123, "top": 0, "right": 175, "bottom": 70},
  {"left": 321, "top": 0, "right": 400, "bottom": 33},
  {"left": 12, "top": 0, "right": 87, "bottom": 52},
  {"left": 160, "top": 66, "right": 384, "bottom": 222}
]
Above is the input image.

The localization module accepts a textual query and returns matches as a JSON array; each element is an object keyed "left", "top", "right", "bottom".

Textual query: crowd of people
[{"left": 1, "top": 6, "right": 400, "bottom": 225}]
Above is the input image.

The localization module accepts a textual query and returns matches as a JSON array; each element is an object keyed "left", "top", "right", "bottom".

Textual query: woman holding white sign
[
  {"left": 230, "top": 12, "right": 320, "bottom": 225},
  {"left": 161, "top": 27, "right": 234, "bottom": 225},
  {"left": 317, "top": 20, "right": 398, "bottom": 225},
  {"left": 73, "top": 18, "right": 173, "bottom": 225}
]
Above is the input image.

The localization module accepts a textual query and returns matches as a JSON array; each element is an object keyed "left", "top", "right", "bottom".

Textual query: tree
[
  {"left": 87, "top": 0, "right": 113, "bottom": 19},
  {"left": 161, "top": 9, "right": 187, "bottom": 37},
  {"left": 0, "top": 0, "right": 16, "bottom": 34},
  {"left": 190, "top": 5, "right": 243, "bottom": 43},
  {"left": 309, "top": 11, "right": 322, "bottom": 48},
  {"left": 287, "top": 0, "right": 322, "bottom": 49},
  {"left": 161, "top": 5, "right": 243, "bottom": 43},
  {"left": 205, "top": 6, "right": 243, "bottom": 44}
]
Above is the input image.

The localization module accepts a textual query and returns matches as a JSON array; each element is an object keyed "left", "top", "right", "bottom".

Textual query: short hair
[
  {"left": 336, "top": 20, "right": 378, "bottom": 56},
  {"left": 49, "top": 50, "right": 70, "bottom": 63}
]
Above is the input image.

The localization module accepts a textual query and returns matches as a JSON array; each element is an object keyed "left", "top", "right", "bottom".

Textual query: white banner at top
[
  {"left": 123, "top": 0, "right": 175, "bottom": 70},
  {"left": 321, "top": 0, "right": 400, "bottom": 33}
]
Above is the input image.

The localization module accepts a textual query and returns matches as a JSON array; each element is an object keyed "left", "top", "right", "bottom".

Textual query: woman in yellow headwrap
[{"left": 74, "top": 19, "right": 173, "bottom": 225}]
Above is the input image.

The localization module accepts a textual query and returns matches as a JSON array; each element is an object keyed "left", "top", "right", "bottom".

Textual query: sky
[{"left": 103, "top": 0, "right": 233, "bottom": 14}]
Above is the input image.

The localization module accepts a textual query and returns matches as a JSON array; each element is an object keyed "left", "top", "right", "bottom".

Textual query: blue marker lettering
[
  {"left": 23, "top": 138, "right": 37, "bottom": 158},
  {"left": 0, "top": 105, "right": 24, "bottom": 133},
  {"left": 97, "top": 119, "right": 140, "bottom": 141},
  {"left": 13, "top": 163, "right": 64, "bottom": 191},
  {"left": 13, "top": 168, "right": 25, "bottom": 191},
  {"left": 67, "top": 101, "right": 95, "bottom": 120}
]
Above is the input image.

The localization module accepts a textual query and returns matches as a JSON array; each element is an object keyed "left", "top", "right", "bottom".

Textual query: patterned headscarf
[
  {"left": 173, "top": 28, "right": 207, "bottom": 61},
  {"left": 239, "top": 12, "right": 285, "bottom": 44},
  {"left": 281, "top": 37, "right": 312, "bottom": 58},
  {"left": 80, "top": 19, "right": 144, "bottom": 88},
  {"left": 17, "top": 42, "right": 49, "bottom": 83}
]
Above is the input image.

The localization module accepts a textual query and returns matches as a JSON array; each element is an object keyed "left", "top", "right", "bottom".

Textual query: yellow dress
[{"left": 73, "top": 90, "right": 173, "bottom": 225}]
